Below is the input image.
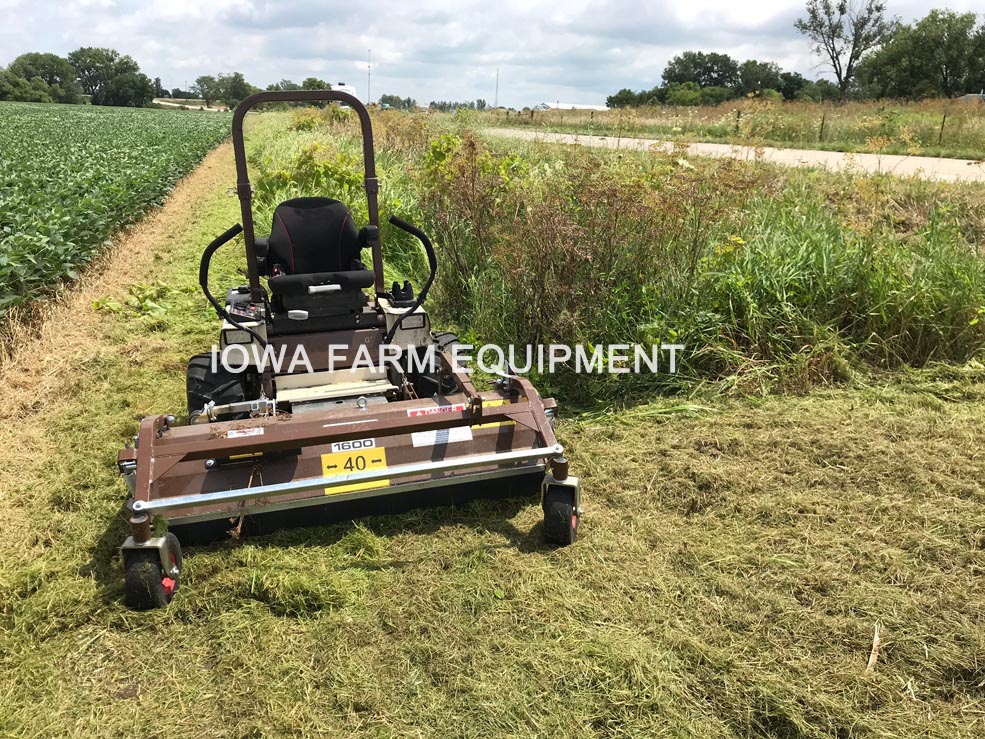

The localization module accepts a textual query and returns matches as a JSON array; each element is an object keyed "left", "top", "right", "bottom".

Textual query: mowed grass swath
[{"left": 0, "top": 102, "right": 230, "bottom": 315}]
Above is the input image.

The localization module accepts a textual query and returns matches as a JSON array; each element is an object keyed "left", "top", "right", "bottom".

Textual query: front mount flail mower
[{"left": 117, "top": 90, "right": 580, "bottom": 609}]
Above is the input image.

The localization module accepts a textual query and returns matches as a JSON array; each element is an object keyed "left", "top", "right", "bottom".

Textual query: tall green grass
[
  {"left": 416, "top": 132, "right": 985, "bottom": 397},
  {"left": 477, "top": 98, "right": 985, "bottom": 160},
  {"left": 245, "top": 110, "right": 985, "bottom": 399}
]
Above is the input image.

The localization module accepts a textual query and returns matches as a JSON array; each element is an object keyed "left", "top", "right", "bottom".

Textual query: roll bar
[{"left": 231, "top": 90, "right": 383, "bottom": 300}]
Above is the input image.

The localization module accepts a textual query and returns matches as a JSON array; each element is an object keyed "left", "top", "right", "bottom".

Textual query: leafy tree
[
  {"left": 970, "top": 24, "right": 985, "bottom": 94},
  {"left": 916, "top": 10, "right": 980, "bottom": 96},
  {"left": 796, "top": 79, "right": 842, "bottom": 101},
  {"left": 193, "top": 75, "right": 220, "bottom": 107},
  {"left": 0, "top": 69, "right": 52, "bottom": 102},
  {"left": 700, "top": 86, "right": 732, "bottom": 105},
  {"left": 638, "top": 86, "right": 667, "bottom": 105},
  {"left": 663, "top": 51, "right": 740, "bottom": 89},
  {"left": 67, "top": 47, "right": 140, "bottom": 104},
  {"left": 101, "top": 72, "right": 154, "bottom": 107},
  {"left": 794, "top": 0, "right": 897, "bottom": 97},
  {"left": 379, "top": 94, "right": 417, "bottom": 110},
  {"left": 264, "top": 79, "right": 302, "bottom": 107},
  {"left": 7, "top": 53, "right": 82, "bottom": 103},
  {"left": 666, "top": 81, "right": 703, "bottom": 106},
  {"left": 858, "top": 10, "right": 981, "bottom": 98},
  {"left": 737, "top": 60, "right": 783, "bottom": 96},
  {"left": 153, "top": 77, "right": 166, "bottom": 97},
  {"left": 429, "top": 100, "right": 481, "bottom": 112},
  {"left": 778, "top": 71, "right": 808, "bottom": 100},
  {"left": 218, "top": 72, "right": 254, "bottom": 107},
  {"left": 606, "top": 88, "right": 640, "bottom": 108},
  {"left": 301, "top": 77, "right": 330, "bottom": 90},
  {"left": 267, "top": 79, "right": 301, "bottom": 91},
  {"left": 856, "top": 25, "right": 926, "bottom": 98}
]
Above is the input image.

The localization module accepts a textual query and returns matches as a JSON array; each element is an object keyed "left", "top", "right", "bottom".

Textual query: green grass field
[
  {"left": 0, "top": 110, "right": 983, "bottom": 737},
  {"left": 473, "top": 98, "right": 985, "bottom": 161}
]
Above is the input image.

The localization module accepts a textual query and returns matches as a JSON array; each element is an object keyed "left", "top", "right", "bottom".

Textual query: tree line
[
  {"left": 608, "top": 3, "right": 985, "bottom": 107},
  {"left": 0, "top": 47, "right": 262, "bottom": 108},
  {"left": 0, "top": 48, "right": 159, "bottom": 107},
  {"left": 0, "top": 47, "right": 297, "bottom": 109},
  {"left": 0, "top": 46, "right": 425, "bottom": 112},
  {"left": 428, "top": 99, "right": 488, "bottom": 112}
]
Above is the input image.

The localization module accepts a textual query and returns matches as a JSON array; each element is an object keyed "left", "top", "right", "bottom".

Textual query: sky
[{"left": 1, "top": 0, "right": 980, "bottom": 107}]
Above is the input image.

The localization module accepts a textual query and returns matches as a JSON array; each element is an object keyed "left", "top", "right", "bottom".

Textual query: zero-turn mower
[{"left": 116, "top": 90, "right": 580, "bottom": 609}]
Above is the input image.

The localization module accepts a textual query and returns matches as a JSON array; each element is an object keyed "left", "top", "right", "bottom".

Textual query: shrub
[{"left": 666, "top": 82, "right": 703, "bottom": 107}]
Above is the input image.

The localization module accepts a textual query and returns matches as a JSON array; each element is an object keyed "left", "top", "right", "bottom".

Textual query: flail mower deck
[{"left": 116, "top": 90, "right": 580, "bottom": 609}]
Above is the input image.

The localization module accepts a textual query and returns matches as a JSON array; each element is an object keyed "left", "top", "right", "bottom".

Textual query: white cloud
[{"left": 2, "top": 0, "right": 979, "bottom": 107}]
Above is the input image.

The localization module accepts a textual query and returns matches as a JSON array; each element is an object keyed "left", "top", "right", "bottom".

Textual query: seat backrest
[{"left": 267, "top": 197, "right": 361, "bottom": 275}]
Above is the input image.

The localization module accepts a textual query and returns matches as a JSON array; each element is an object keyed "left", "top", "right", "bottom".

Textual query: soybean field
[{"left": 0, "top": 102, "right": 230, "bottom": 315}]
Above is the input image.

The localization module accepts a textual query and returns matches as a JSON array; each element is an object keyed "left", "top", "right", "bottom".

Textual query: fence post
[
  {"left": 938, "top": 113, "right": 947, "bottom": 146},
  {"left": 530, "top": 109, "right": 534, "bottom": 120},
  {"left": 735, "top": 109, "right": 741, "bottom": 134},
  {"left": 819, "top": 112, "right": 826, "bottom": 143}
]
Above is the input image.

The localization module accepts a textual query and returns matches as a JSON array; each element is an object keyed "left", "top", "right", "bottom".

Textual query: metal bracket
[{"left": 120, "top": 536, "right": 180, "bottom": 577}]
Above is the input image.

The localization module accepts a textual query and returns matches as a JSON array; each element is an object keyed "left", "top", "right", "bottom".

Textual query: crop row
[{"left": 0, "top": 102, "right": 230, "bottom": 315}]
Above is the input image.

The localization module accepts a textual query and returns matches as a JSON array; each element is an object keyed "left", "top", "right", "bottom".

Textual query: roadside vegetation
[
  {"left": 473, "top": 99, "right": 985, "bottom": 161},
  {"left": 0, "top": 109, "right": 983, "bottom": 737},
  {"left": 249, "top": 108, "right": 985, "bottom": 402}
]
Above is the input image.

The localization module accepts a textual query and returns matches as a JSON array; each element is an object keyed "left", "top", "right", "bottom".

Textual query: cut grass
[{"left": 0, "top": 113, "right": 983, "bottom": 737}]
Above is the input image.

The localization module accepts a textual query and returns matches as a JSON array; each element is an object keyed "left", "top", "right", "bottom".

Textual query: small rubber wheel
[
  {"left": 186, "top": 353, "right": 251, "bottom": 422},
  {"left": 543, "top": 487, "right": 578, "bottom": 546},
  {"left": 124, "top": 533, "right": 182, "bottom": 610}
]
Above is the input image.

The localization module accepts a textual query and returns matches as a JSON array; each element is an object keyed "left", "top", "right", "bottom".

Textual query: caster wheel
[
  {"left": 543, "top": 487, "right": 578, "bottom": 546},
  {"left": 124, "top": 533, "right": 182, "bottom": 610}
]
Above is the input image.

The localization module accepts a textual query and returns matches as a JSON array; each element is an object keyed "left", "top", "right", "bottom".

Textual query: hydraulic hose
[
  {"left": 385, "top": 216, "right": 437, "bottom": 344},
  {"left": 199, "top": 224, "right": 268, "bottom": 347}
]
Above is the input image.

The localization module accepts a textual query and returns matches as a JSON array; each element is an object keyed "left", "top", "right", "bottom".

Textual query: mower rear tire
[
  {"left": 543, "top": 487, "right": 578, "bottom": 546},
  {"left": 186, "top": 353, "right": 249, "bottom": 422},
  {"left": 123, "top": 533, "right": 182, "bottom": 610}
]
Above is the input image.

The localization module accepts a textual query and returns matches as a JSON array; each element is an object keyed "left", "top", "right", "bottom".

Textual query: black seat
[
  {"left": 265, "top": 197, "right": 363, "bottom": 275},
  {"left": 258, "top": 197, "right": 377, "bottom": 333}
]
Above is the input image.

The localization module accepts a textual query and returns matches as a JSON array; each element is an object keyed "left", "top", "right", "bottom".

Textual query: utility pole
[
  {"left": 494, "top": 67, "right": 499, "bottom": 108},
  {"left": 367, "top": 49, "right": 371, "bottom": 104}
]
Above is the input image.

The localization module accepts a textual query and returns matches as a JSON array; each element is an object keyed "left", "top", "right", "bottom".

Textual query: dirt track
[
  {"left": 152, "top": 98, "right": 227, "bottom": 112},
  {"left": 485, "top": 127, "right": 985, "bottom": 183}
]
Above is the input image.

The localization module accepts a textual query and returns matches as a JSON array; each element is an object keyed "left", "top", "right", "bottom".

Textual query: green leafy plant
[{"left": 0, "top": 102, "right": 230, "bottom": 317}]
